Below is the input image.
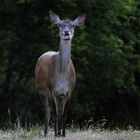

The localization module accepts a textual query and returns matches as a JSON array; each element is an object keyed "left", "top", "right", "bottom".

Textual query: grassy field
[{"left": 0, "top": 127, "right": 140, "bottom": 140}]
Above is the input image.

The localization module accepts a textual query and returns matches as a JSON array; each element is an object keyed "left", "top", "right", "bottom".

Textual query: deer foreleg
[{"left": 62, "top": 96, "right": 71, "bottom": 137}]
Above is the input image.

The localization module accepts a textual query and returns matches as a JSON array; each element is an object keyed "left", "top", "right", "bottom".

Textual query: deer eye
[
  {"left": 72, "top": 24, "right": 75, "bottom": 28},
  {"left": 68, "top": 24, "right": 74, "bottom": 29}
]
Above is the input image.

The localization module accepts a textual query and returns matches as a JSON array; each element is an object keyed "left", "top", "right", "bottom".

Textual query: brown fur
[{"left": 35, "top": 52, "right": 76, "bottom": 93}]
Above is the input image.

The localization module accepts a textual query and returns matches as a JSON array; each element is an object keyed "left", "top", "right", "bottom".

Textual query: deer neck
[{"left": 58, "top": 39, "right": 71, "bottom": 73}]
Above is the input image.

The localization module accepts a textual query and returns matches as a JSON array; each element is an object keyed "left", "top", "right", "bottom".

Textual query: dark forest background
[{"left": 0, "top": 0, "right": 140, "bottom": 129}]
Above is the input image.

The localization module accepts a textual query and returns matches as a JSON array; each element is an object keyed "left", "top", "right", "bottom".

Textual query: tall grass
[{"left": 2, "top": 109, "right": 140, "bottom": 140}]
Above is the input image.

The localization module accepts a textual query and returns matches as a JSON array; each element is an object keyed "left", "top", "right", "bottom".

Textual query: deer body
[
  {"left": 35, "top": 11, "right": 86, "bottom": 137},
  {"left": 36, "top": 43, "right": 75, "bottom": 98}
]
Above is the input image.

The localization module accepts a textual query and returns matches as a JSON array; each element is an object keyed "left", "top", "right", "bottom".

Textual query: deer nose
[{"left": 64, "top": 31, "right": 70, "bottom": 36}]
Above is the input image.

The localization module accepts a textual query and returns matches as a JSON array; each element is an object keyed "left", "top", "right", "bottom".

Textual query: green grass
[{"left": 0, "top": 127, "right": 140, "bottom": 140}]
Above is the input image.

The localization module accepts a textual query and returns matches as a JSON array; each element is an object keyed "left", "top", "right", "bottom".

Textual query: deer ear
[
  {"left": 73, "top": 14, "right": 86, "bottom": 26},
  {"left": 49, "top": 11, "right": 61, "bottom": 25}
]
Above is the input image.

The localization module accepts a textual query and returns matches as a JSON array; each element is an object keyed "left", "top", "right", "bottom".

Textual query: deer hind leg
[
  {"left": 39, "top": 91, "right": 50, "bottom": 137},
  {"left": 44, "top": 98, "right": 50, "bottom": 137}
]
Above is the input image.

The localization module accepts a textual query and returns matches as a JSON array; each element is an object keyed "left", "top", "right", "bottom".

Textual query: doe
[{"left": 35, "top": 11, "right": 86, "bottom": 137}]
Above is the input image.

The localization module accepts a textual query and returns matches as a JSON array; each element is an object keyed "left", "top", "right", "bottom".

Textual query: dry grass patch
[{"left": 0, "top": 128, "right": 140, "bottom": 140}]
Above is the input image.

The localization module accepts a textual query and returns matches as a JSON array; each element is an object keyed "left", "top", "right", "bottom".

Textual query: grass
[{"left": 0, "top": 127, "right": 140, "bottom": 140}]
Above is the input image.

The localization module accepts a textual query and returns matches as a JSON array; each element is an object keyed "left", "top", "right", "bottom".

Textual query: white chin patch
[{"left": 63, "top": 35, "right": 71, "bottom": 40}]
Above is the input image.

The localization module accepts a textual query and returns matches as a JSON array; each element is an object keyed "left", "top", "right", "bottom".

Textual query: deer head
[{"left": 49, "top": 11, "right": 86, "bottom": 40}]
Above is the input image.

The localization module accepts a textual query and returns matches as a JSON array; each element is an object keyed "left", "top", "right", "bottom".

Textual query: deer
[{"left": 35, "top": 11, "right": 86, "bottom": 137}]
